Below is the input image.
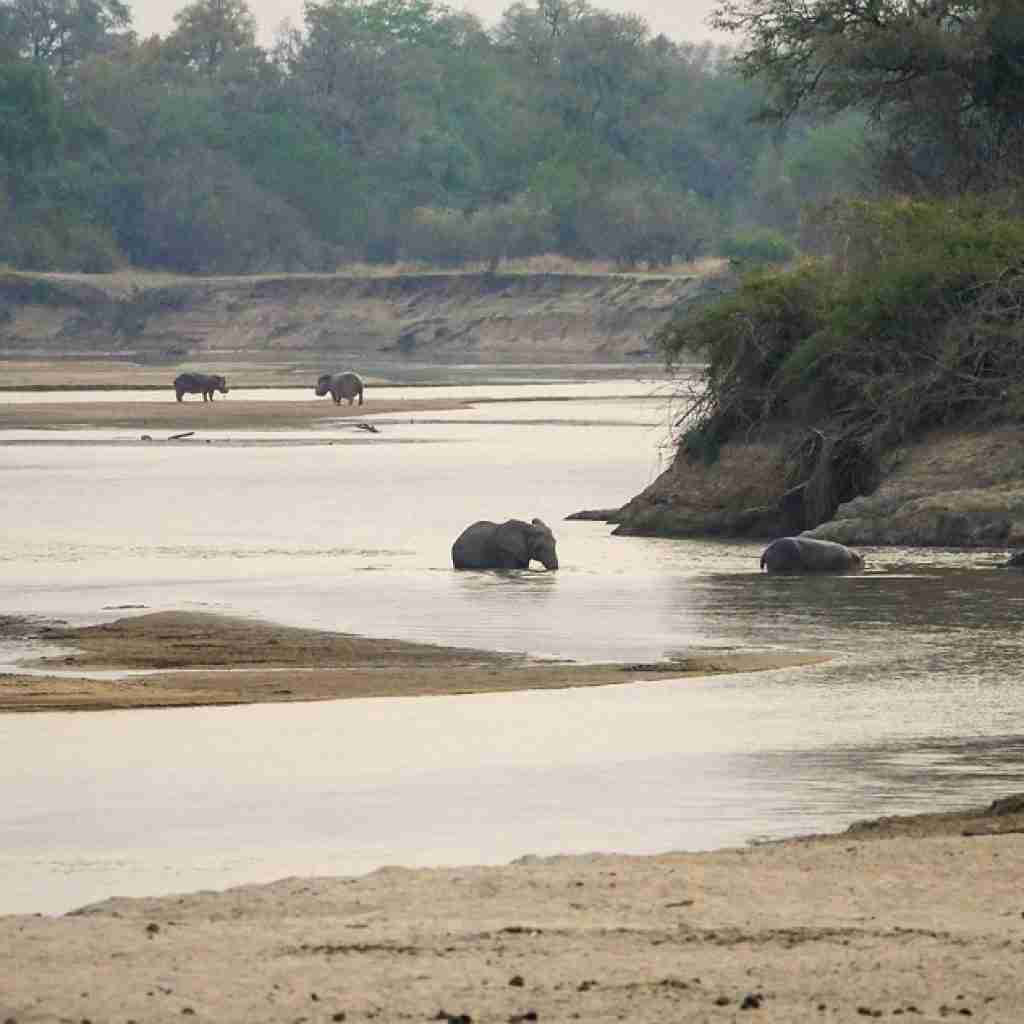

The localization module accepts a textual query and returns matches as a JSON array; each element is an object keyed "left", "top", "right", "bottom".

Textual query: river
[{"left": 1, "top": 370, "right": 1022, "bottom": 915}]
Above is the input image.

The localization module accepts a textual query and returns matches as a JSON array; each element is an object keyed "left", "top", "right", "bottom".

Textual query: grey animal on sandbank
[
  {"left": 452, "top": 519, "right": 559, "bottom": 571},
  {"left": 760, "top": 536, "right": 863, "bottom": 574},
  {"left": 315, "top": 371, "right": 364, "bottom": 406},
  {"left": 1006, "top": 551, "right": 1024, "bottom": 568},
  {"left": 174, "top": 372, "right": 228, "bottom": 402}
]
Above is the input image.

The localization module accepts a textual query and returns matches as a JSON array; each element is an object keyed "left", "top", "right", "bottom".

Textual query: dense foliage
[
  {"left": 713, "top": 0, "right": 1024, "bottom": 196},
  {"left": 658, "top": 196, "right": 1024, "bottom": 520},
  {"left": 0, "top": 0, "right": 869, "bottom": 272}
]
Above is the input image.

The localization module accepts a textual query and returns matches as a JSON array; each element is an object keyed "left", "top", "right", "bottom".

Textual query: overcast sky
[{"left": 129, "top": 0, "right": 730, "bottom": 46}]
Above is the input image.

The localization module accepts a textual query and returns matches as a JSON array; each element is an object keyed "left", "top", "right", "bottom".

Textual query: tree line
[{"left": 0, "top": 0, "right": 869, "bottom": 273}]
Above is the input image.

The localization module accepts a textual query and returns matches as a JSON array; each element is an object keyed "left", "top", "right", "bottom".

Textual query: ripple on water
[{"left": 0, "top": 379, "right": 1023, "bottom": 913}]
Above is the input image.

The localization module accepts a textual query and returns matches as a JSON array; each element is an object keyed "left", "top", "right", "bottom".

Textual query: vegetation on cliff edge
[
  {"left": 647, "top": 0, "right": 1024, "bottom": 531},
  {"left": 657, "top": 195, "right": 1024, "bottom": 527}
]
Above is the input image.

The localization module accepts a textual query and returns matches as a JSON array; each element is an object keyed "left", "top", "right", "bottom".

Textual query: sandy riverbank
[
  {"left": 0, "top": 357, "right": 477, "bottom": 428},
  {"left": 0, "top": 396, "right": 468, "bottom": 431},
  {"left": 0, "top": 611, "right": 825, "bottom": 711},
  {"left": 2, "top": 796, "right": 1024, "bottom": 1022}
]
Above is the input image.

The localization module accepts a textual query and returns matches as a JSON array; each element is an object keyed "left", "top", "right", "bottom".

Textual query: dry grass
[{"left": 3, "top": 255, "right": 728, "bottom": 295}]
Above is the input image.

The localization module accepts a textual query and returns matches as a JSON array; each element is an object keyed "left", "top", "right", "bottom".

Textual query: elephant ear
[{"left": 531, "top": 518, "right": 552, "bottom": 535}]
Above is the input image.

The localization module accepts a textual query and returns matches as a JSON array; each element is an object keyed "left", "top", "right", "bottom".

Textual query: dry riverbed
[
  {"left": 3, "top": 795, "right": 1024, "bottom": 1023},
  {"left": 0, "top": 610, "right": 824, "bottom": 712}
]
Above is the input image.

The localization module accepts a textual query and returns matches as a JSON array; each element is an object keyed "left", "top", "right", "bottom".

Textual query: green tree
[
  {"left": 711, "top": 0, "right": 1024, "bottom": 194},
  {"left": 163, "top": 0, "right": 257, "bottom": 77},
  {"left": 0, "top": 60, "right": 61, "bottom": 184},
  {"left": 0, "top": 0, "right": 131, "bottom": 71},
  {"left": 498, "top": 1, "right": 659, "bottom": 149},
  {"left": 574, "top": 181, "right": 713, "bottom": 266}
]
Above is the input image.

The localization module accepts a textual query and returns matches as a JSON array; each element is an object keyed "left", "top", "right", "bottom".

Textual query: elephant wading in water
[
  {"left": 315, "top": 371, "right": 364, "bottom": 406},
  {"left": 452, "top": 519, "right": 559, "bottom": 571},
  {"left": 761, "top": 536, "right": 864, "bottom": 573},
  {"left": 173, "top": 372, "right": 229, "bottom": 402}
]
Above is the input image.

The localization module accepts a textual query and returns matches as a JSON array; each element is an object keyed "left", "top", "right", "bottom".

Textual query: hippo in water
[
  {"left": 315, "top": 371, "right": 364, "bottom": 406},
  {"left": 173, "top": 372, "right": 229, "bottom": 402},
  {"left": 760, "top": 536, "right": 864, "bottom": 574}
]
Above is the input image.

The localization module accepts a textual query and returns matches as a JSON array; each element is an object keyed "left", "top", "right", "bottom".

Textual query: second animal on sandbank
[{"left": 315, "top": 371, "right": 364, "bottom": 406}]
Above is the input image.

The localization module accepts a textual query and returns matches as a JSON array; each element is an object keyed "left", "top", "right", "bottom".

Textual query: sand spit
[
  {"left": 0, "top": 396, "right": 467, "bottom": 432},
  {"left": 3, "top": 797, "right": 1024, "bottom": 1022},
  {"left": 0, "top": 611, "right": 824, "bottom": 712}
]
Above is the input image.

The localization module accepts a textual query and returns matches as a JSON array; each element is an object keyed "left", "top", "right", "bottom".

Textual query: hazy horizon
[{"left": 129, "top": 0, "right": 730, "bottom": 47}]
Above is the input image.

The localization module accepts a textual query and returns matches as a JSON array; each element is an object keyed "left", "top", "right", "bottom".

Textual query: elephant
[
  {"left": 315, "top": 371, "right": 364, "bottom": 406},
  {"left": 760, "top": 536, "right": 864, "bottom": 574},
  {"left": 452, "top": 518, "right": 559, "bottom": 571},
  {"left": 174, "top": 372, "right": 229, "bottom": 402}
]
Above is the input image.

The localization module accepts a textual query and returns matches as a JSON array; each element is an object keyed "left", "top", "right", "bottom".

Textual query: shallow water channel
[{"left": 1, "top": 372, "right": 1023, "bottom": 915}]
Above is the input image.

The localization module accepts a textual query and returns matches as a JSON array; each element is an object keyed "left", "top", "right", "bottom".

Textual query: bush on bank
[
  {"left": 657, "top": 195, "right": 1024, "bottom": 525},
  {"left": 716, "top": 228, "right": 795, "bottom": 267}
]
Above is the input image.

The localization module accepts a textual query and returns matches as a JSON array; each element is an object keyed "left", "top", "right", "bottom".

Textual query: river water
[{"left": 1, "top": 371, "right": 1022, "bottom": 915}]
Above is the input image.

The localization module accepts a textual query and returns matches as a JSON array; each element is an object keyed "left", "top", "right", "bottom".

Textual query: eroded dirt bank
[
  {"left": 3, "top": 795, "right": 1024, "bottom": 1022},
  {"left": 0, "top": 267, "right": 728, "bottom": 366},
  {"left": 612, "top": 423, "right": 1024, "bottom": 549},
  {"left": 0, "top": 611, "right": 826, "bottom": 712}
]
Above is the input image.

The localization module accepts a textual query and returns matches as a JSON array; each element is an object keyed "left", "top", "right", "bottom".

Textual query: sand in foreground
[
  {"left": 0, "top": 611, "right": 825, "bottom": 711},
  {"left": 3, "top": 798, "right": 1024, "bottom": 1022}
]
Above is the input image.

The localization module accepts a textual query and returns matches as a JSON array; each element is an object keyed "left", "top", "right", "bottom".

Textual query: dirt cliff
[{"left": 0, "top": 267, "right": 729, "bottom": 366}]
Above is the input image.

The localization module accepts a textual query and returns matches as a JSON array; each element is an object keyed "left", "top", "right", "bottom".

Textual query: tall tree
[
  {"left": 0, "top": 59, "right": 61, "bottom": 187},
  {"left": 711, "top": 0, "right": 1024, "bottom": 194},
  {"left": 0, "top": 0, "right": 131, "bottom": 70},
  {"left": 164, "top": 0, "right": 257, "bottom": 76}
]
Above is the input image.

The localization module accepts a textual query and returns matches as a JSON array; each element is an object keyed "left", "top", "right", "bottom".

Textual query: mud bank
[
  {"left": 0, "top": 267, "right": 729, "bottom": 366},
  {"left": 3, "top": 795, "right": 1024, "bottom": 1022},
  {"left": 0, "top": 611, "right": 826, "bottom": 712},
  {"left": 612, "top": 423, "right": 1024, "bottom": 549}
]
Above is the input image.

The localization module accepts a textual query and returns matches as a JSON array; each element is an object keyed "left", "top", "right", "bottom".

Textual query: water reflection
[{"left": 1, "top": 376, "right": 1023, "bottom": 914}]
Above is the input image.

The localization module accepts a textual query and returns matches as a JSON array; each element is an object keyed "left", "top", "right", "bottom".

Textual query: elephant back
[{"left": 451, "top": 518, "right": 558, "bottom": 571}]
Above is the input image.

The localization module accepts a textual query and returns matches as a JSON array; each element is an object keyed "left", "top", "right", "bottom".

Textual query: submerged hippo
[
  {"left": 315, "top": 371, "right": 364, "bottom": 406},
  {"left": 173, "top": 372, "right": 229, "bottom": 402},
  {"left": 760, "top": 536, "right": 864, "bottom": 574}
]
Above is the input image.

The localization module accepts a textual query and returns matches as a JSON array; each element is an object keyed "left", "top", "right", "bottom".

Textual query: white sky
[{"left": 129, "top": 0, "right": 730, "bottom": 46}]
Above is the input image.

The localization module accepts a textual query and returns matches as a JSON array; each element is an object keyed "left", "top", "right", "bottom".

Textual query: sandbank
[
  {"left": 0, "top": 359, "right": 474, "bottom": 429},
  {"left": 2, "top": 796, "right": 1024, "bottom": 1022},
  {"left": 0, "top": 611, "right": 825, "bottom": 712},
  {"left": 0, "top": 396, "right": 467, "bottom": 432}
]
